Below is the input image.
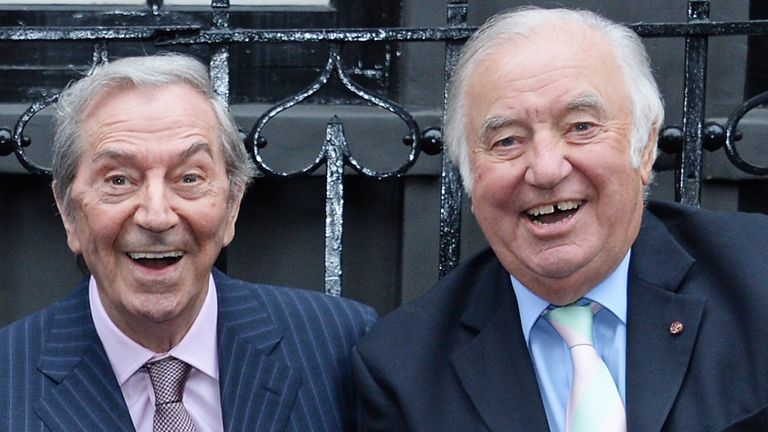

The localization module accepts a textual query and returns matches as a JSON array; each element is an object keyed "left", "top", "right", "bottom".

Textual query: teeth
[
  {"left": 128, "top": 251, "right": 183, "bottom": 260},
  {"left": 555, "top": 200, "right": 580, "bottom": 211},
  {"left": 528, "top": 204, "right": 555, "bottom": 216},
  {"left": 526, "top": 200, "right": 581, "bottom": 216}
]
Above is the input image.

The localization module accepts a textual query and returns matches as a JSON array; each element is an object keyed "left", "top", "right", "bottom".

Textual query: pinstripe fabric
[
  {"left": 0, "top": 269, "right": 377, "bottom": 432},
  {"left": 215, "top": 270, "right": 377, "bottom": 431},
  {"left": 0, "top": 280, "right": 133, "bottom": 432}
]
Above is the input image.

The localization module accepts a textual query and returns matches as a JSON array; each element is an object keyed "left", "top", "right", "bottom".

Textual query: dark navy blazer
[
  {"left": 0, "top": 269, "right": 377, "bottom": 432},
  {"left": 354, "top": 200, "right": 768, "bottom": 431}
]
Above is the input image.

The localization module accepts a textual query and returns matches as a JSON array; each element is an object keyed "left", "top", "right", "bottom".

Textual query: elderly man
[
  {"left": 0, "top": 53, "right": 377, "bottom": 432},
  {"left": 354, "top": 7, "right": 768, "bottom": 432}
]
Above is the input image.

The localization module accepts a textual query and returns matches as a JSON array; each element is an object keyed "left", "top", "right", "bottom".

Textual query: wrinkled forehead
[
  {"left": 465, "top": 24, "right": 629, "bottom": 112},
  {"left": 73, "top": 83, "right": 230, "bottom": 172},
  {"left": 475, "top": 23, "right": 619, "bottom": 80},
  {"left": 81, "top": 83, "right": 220, "bottom": 138}
]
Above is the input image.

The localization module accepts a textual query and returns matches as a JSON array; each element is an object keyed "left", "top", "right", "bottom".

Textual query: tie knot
[
  {"left": 144, "top": 357, "right": 191, "bottom": 405},
  {"left": 544, "top": 302, "right": 598, "bottom": 348}
]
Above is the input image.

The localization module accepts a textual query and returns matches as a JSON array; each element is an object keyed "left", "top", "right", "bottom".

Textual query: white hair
[{"left": 443, "top": 7, "right": 664, "bottom": 193}]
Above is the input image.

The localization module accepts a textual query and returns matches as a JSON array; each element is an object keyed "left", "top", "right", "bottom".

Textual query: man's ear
[
  {"left": 52, "top": 181, "right": 82, "bottom": 254},
  {"left": 639, "top": 128, "right": 659, "bottom": 185}
]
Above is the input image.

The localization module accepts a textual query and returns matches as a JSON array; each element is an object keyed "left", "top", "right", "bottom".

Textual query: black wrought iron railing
[{"left": 1, "top": 0, "right": 767, "bottom": 298}]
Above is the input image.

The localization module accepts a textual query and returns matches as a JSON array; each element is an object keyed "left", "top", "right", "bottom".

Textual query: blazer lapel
[
  {"left": 34, "top": 282, "right": 134, "bottom": 432},
  {"left": 626, "top": 211, "right": 706, "bottom": 432},
  {"left": 215, "top": 271, "right": 301, "bottom": 432},
  {"left": 450, "top": 260, "right": 550, "bottom": 432}
]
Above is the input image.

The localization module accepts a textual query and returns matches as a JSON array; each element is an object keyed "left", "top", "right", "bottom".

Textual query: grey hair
[
  {"left": 444, "top": 7, "right": 664, "bottom": 193},
  {"left": 52, "top": 52, "right": 256, "bottom": 219}
]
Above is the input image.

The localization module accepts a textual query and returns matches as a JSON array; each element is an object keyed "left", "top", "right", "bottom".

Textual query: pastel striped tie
[{"left": 545, "top": 303, "right": 626, "bottom": 432}]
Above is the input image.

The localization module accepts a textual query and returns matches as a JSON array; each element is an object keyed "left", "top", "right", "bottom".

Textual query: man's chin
[{"left": 128, "top": 294, "right": 186, "bottom": 323}]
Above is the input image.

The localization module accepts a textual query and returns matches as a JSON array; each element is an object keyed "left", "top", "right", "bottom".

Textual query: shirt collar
[
  {"left": 511, "top": 250, "right": 630, "bottom": 345},
  {"left": 169, "top": 275, "right": 219, "bottom": 381},
  {"left": 89, "top": 274, "right": 219, "bottom": 385}
]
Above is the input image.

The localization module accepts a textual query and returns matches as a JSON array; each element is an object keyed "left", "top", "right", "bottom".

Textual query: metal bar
[
  {"left": 209, "top": 50, "right": 230, "bottom": 104},
  {"left": 632, "top": 20, "right": 768, "bottom": 37},
  {"left": 209, "top": 0, "right": 231, "bottom": 271},
  {"left": 162, "top": 27, "right": 475, "bottom": 44},
  {"left": 677, "top": 0, "right": 709, "bottom": 205},
  {"left": 5, "top": 19, "right": 768, "bottom": 44},
  {"left": 323, "top": 117, "right": 346, "bottom": 297},
  {"left": 159, "top": 20, "right": 768, "bottom": 44},
  {"left": 0, "top": 26, "right": 197, "bottom": 40},
  {"left": 209, "top": 0, "right": 231, "bottom": 103},
  {"left": 438, "top": 0, "right": 467, "bottom": 278}
]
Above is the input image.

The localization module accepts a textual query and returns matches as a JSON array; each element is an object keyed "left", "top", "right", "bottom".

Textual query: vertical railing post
[
  {"left": 210, "top": 0, "right": 231, "bottom": 102},
  {"left": 323, "top": 116, "right": 346, "bottom": 297},
  {"left": 678, "top": 0, "right": 709, "bottom": 206},
  {"left": 210, "top": 0, "right": 231, "bottom": 272},
  {"left": 438, "top": 0, "right": 467, "bottom": 278}
]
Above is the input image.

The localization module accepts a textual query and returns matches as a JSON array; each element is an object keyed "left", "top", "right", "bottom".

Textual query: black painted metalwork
[
  {"left": 323, "top": 117, "right": 346, "bottom": 297},
  {"left": 247, "top": 43, "right": 421, "bottom": 179},
  {"left": 0, "top": 128, "right": 28, "bottom": 157},
  {"left": 0, "top": 26, "right": 199, "bottom": 41},
  {"left": 725, "top": 90, "right": 768, "bottom": 176},
  {"left": 438, "top": 0, "right": 467, "bottom": 278},
  {"left": 677, "top": 0, "right": 709, "bottom": 205},
  {"left": 244, "top": 41, "right": 423, "bottom": 295},
  {"left": 12, "top": 93, "right": 59, "bottom": 176},
  {"left": 2, "top": 0, "right": 768, "bottom": 294}
]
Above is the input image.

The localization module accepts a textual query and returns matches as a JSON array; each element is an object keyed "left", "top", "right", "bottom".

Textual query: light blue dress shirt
[{"left": 511, "top": 251, "right": 629, "bottom": 432}]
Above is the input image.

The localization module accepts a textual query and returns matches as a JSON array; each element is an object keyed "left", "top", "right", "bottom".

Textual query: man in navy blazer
[
  {"left": 354, "top": 7, "right": 768, "bottom": 432},
  {"left": 0, "top": 53, "right": 376, "bottom": 432}
]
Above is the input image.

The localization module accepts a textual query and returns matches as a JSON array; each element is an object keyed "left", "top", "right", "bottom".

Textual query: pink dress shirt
[{"left": 89, "top": 275, "right": 224, "bottom": 432}]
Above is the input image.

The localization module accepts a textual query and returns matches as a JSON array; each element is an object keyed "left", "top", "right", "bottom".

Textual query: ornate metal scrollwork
[
  {"left": 246, "top": 43, "right": 427, "bottom": 179},
  {"left": 9, "top": 42, "right": 109, "bottom": 177},
  {"left": 11, "top": 94, "right": 59, "bottom": 176},
  {"left": 724, "top": 90, "right": 768, "bottom": 176}
]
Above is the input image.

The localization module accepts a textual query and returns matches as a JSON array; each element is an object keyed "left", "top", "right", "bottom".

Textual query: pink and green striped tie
[{"left": 545, "top": 303, "right": 626, "bottom": 432}]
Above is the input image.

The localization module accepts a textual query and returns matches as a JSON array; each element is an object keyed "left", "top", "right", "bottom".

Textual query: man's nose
[
  {"left": 133, "top": 181, "right": 179, "bottom": 232},
  {"left": 523, "top": 135, "right": 572, "bottom": 189}
]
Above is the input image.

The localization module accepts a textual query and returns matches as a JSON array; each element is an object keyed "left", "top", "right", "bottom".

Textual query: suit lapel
[
  {"left": 450, "top": 259, "right": 550, "bottom": 432},
  {"left": 215, "top": 271, "right": 301, "bottom": 432},
  {"left": 626, "top": 211, "right": 705, "bottom": 432},
  {"left": 34, "top": 281, "right": 134, "bottom": 432}
]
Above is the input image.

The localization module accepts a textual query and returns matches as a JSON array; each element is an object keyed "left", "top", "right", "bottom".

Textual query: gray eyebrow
[
  {"left": 566, "top": 91, "right": 607, "bottom": 116},
  {"left": 181, "top": 142, "right": 213, "bottom": 160},
  {"left": 479, "top": 115, "right": 517, "bottom": 145}
]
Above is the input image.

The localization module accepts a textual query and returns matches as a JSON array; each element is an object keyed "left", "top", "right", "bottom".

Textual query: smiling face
[
  {"left": 55, "top": 83, "right": 242, "bottom": 348},
  {"left": 465, "top": 25, "right": 655, "bottom": 305}
]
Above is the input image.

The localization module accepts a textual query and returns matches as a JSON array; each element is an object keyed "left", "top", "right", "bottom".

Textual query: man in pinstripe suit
[{"left": 0, "top": 53, "right": 377, "bottom": 432}]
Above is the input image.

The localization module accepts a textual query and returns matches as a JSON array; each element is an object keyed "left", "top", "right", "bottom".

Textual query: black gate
[{"left": 1, "top": 0, "right": 766, "bottom": 304}]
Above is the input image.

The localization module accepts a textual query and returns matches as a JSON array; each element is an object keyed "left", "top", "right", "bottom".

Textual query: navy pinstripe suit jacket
[{"left": 0, "top": 269, "right": 377, "bottom": 432}]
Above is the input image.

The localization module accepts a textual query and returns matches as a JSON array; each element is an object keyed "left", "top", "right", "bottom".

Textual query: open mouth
[
  {"left": 526, "top": 200, "right": 582, "bottom": 225},
  {"left": 127, "top": 251, "right": 183, "bottom": 269}
]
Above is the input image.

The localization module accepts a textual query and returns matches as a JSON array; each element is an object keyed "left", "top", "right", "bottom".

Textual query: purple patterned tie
[
  {"left": 544, "top": 302, "right": 626, "bottom": 432},
  {"left": 144, "top": 357, "right": 198, "bottom": 432}
]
